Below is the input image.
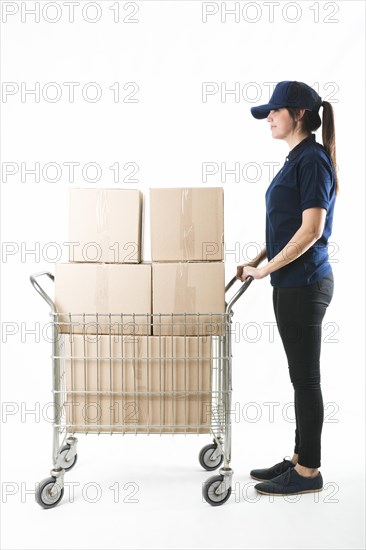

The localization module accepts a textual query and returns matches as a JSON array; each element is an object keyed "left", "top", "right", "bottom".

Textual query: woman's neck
[{"left": 285, "top": 132, "right": 311, "bottom": 151}]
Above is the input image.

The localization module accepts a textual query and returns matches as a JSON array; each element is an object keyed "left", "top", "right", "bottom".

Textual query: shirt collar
[{"left": 286, "top": 133, "right": 316, "bottom": 162}]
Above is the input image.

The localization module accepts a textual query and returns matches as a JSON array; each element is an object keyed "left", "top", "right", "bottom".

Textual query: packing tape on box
[
  {"left": 201, "top": 188, "right": 224, "bottom": 260},
  {"left": 125, "top": 334, "right": 143, "bottom": 388},
  {"left": 96, "top": 189, "right": 111, "bottom": 261},
  {"left": 211, "top": 189, "right": 224, "bottom": 260},
  {"left": 173, "top": 262, "right": 196, "bottom": 314},
  {"left": 94, "top": 264, "right": 109, "bottom": 326},
  {"left": 180, "top": 188, "right": 195, "bottom": 261}
]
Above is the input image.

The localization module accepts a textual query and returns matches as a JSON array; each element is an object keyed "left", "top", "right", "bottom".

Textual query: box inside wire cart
[{"left": 55, "top": 313, "right": 229, "bottom": 435}]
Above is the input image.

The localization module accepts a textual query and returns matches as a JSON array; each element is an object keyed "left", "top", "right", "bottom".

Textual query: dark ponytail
[
  {"left": 321, "top": 101, "right": 339, "bottom": 195},
  {"left": 287, "top": 103, "right": 339, "bottom": 195}
]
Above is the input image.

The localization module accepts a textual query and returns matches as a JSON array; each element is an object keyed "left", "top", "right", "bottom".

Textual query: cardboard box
[
  {"left": 150, "top": 188, "right": 224, "bottom": 261},
  {"left": 54, "top": 262, "right": 151, "bottom": 335},
  {"left": 152, "top": 262, "right": 225, "bottom": 336},
  {"left": 164, "top": 336, "right": 212, "bottom": 433},
  {"left": 69, "top": 188, "right": 142, "bottom": 263},
  {"left": 64, "top": 334, "right": 164, "bottom": 433},
  {"left": 64, "top": 334, "right": 212, "bottom": 433},
  {"left": 64, "top": 334, "right": 164, "bottom": 393}
]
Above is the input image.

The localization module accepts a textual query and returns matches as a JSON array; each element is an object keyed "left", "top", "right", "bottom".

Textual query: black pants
[{"left": 272, "top": 272, "right": 334, "bottom": 468}]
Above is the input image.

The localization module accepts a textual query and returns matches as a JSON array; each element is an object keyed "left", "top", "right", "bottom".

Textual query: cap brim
[{"left": 250, "top": 103, "right": 284, "bottom": 119}]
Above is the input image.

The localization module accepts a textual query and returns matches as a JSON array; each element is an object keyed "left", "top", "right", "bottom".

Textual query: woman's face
[{"left": 267, "top": 108, "right": 295, "bottom": 140}]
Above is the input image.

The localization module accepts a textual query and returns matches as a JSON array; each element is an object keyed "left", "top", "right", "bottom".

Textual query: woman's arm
[
  {"left": 239, "top": 208, "right": 327, "bottom": 281},
  {"left": 236, "top": 247, "right": 267, "bottom": 280}
]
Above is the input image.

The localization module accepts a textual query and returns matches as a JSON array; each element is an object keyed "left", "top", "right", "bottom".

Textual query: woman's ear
[{"left": 296, "top": 108, "right": 306, "bottom": 121}]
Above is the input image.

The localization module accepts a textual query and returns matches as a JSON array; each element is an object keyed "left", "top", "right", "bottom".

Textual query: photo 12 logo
[
  {"left": 1, "top": 82, "right": 139, "bottom": 103},
  {"left": 201, "top": 81, "right": 339, "bottom": 104},
  {"left": 1, "top": 480, "right": 140, "bottom": 504},
  {"left": 1, "top": 2, "right": 140, "bottom": 24},
  {"left": 201, "top": 2, "right": 340, "bottom": 24},
  {"left": 1, "top": 161, "right": 140, "bottom": 184},
  {"left": 202, "top": 161, "right": 281, "bottom": 184}
]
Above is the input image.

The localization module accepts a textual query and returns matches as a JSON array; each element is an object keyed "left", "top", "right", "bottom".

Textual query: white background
[{"left": 0, "top": 1, "right": 365, "bottom": 549}]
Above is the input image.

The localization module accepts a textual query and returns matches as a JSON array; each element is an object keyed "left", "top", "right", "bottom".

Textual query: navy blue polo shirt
[{"left": 265, "top": 133, "right": 336, "bottom": 287}]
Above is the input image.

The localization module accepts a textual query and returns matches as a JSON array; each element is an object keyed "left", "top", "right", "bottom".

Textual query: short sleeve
[{"left": 299, "top": 157, "right": 333, "bottom": 212}]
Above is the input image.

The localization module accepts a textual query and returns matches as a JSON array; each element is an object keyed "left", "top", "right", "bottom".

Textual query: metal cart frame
[{"left": 30, "top": 271, "right": 252, "bottom": 507}]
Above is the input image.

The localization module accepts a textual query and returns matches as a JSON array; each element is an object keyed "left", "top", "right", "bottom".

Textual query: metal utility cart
[{"left": 30, "top": 272, "right": 252, "bottom": 508}]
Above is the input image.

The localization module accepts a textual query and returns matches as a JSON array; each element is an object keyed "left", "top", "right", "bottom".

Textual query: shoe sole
[{"left": 255, "top": 487, "right": 323, "bottom": 496}]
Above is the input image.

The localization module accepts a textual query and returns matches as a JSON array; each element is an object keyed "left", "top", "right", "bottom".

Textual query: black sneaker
[
  {"left": 254, "top": 468, "right": 323, "bottom": 496},
  {"left": 250, "top": 457, "right": 296, "bottom": 481}
]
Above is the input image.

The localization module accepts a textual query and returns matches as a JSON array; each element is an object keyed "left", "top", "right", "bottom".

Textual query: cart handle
[
  {"left": 30, "top": 271, "right": 56, "bottom": 312},
  {"left": 225, "top": 275, "right": 253, "bottom": 314}
]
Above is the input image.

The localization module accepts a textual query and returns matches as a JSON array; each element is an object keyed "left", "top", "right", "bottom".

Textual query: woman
[{"left": 237, "top": 81, "right": 337, "bottom": 496}]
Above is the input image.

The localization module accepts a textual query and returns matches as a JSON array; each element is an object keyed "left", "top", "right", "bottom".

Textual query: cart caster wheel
[
  {"left": 58, "top": 444, "right": 78, "bottom": 471},
  {"left": 36, "top": 477, "right": 64, "bottom": 509},
  {"left": 199, "top": 444, "right": 224, "bottom": 471},
  {"left": 202, "top": 475, "right": 232, "bottom": 506}
]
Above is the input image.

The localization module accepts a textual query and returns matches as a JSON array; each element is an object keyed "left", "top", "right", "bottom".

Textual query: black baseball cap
[{"left": 251, "top": 81, "right": 322, "bottom": 119}]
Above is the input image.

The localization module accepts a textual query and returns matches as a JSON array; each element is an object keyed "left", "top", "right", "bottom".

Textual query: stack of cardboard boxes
[
  {"left": 150, "top": 188, "right": 225, "bottom": 336},
  {"left": 56, "top": 187, "right": 225, "bottom": 434}
]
